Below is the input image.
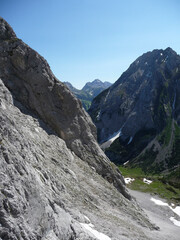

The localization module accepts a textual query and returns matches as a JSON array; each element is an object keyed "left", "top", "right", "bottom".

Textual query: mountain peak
[
  {"left": 89, "top": 47, "right": 180, "bottom": 171},
  {"left": 92, "top": 79, "right": 102, "bottom": 83},
  {"left": 0, "top": 17, "right": 17, "bottom": 41},
  {"left": 164, "top": 47, "right": 177, "bottom": 56}
]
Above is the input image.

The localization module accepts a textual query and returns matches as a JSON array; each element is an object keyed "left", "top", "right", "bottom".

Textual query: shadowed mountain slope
[{"left": 89, "top": 48, "right": 180, "bottom": 181}]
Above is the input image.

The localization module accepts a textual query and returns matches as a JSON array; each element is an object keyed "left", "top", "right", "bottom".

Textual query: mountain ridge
[
  {"left": 89, "top": 47, "right": 180, "bottom": 180},
  {"left": 64, "top": 79, "right": 112, "bottom": 110}
]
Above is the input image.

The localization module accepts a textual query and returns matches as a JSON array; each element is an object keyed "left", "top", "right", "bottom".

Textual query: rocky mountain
[
  {"left": 0, "top": 17, "right": 165, "bottom": 240},
  {"left": 64, "top": 79, "right": 112, "bottom": 110},
  {"left": 82, "top": 79, "right": 112, "bottom": 96},
  {"left": 89, "top": 48, "right": 180, "bottom": 184}
]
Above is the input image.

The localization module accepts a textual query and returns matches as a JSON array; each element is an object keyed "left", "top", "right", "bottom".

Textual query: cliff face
[
  {"left": 1, "top": 78, "right": 158, "bottom": 240},
  {"left": 0, "top": 17, "right": 130, "bottom": 199},
  {"left": 89, "top": 48, "right": 180, "bottom": 176},
  {"left": 0, "top": 17, "right": 161, "bottom": 240}
]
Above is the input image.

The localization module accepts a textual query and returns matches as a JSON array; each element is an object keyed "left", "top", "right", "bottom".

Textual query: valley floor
[{"left": 129, "top": 189, "right": 180, "bottom": 240}]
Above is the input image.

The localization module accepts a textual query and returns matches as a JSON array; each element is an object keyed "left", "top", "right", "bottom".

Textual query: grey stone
[
  {"left": 0, "top": 17, "right": 172, "bottom": 240},
  {"left": 0, "top": 17, "right": 130, "bottom": 200}
]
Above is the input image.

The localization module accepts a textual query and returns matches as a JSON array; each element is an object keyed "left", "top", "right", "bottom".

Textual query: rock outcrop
[
  {"left": 89, "top": 48, "right": 180, "bottom": 178},
  {"left": 1, "top": 78, "right": 157, "bottom": 239},
  {"left": 0, "top": 17, "right": 129, "bottom": 199},
  {"left": 0, "top": 17, "right": 163, "bottom": 240}
]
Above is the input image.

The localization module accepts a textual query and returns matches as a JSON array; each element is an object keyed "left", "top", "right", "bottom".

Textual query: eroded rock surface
[
  {"left": 0, "top": 17, "right": 130, "bottom": 199},
  {"left": 0, "top": 17, "right": 169, "bottom": 240}
]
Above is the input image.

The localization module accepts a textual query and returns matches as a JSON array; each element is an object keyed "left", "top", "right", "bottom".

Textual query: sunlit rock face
[
  {"left": 0, "top": 17, "right": 130, "bottom": 200},
  {"left": 89, "top": 48, "right": 180, "bottom": 175},
  {"left": 0, "top": 17, "right": 162, "bottom": 240}
]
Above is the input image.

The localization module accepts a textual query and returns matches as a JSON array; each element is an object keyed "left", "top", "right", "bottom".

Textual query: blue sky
[{"left": 1, "top": 0, "right": 180, "bottom": 89}]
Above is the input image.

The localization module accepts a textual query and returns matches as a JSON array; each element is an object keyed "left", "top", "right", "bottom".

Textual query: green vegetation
[
  {"left": 119, "top": 166, "right": 180, "bottom": 203},
  {"left": 165, "top": 122, "right": 180, "bottom": 172},
  {"left": 133, "top": 145, "right": 161, "bottom": 173},
  {"left": 119, "top": 166, "right": 145, "bottom": 178},
  {"left": 81, "top": 99, "right": 91, "bottom": 111},
  {"left": 158, "top": 118, "right": 172, "bottom": 146},
  {"left": 165, "top": 167, "right": 180, "bottom": 188},
  {"left": 153, "top": 84, "right": 169, "bottom": 131}
]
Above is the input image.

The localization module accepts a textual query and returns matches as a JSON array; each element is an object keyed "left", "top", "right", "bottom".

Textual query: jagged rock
[
  {"left": 0, "top": 17, "right": 129, "bottom": 200},
  {"left": 89, "top": 48, "right": 180, "bottom": 176},
  {"left": 0, "top": 17, "right": 174, "bottom": 240},
  {"left": 0, "top": 18, "right": 162, "bottom": 240},
  {"left": 0, "top": 78, "right": 159, "bottom": 239}
]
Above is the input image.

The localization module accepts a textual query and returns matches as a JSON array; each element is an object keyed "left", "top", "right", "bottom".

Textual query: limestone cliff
[
  {"left": 0, "top": 17, "right": 161, "bottom": 240},
  {"left": 0, "top": 17, "right": 129, "bottom": 199}
]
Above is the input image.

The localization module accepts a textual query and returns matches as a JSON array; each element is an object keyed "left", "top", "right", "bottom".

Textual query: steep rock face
[
  {"left": 0, "top": 17, "right": 163, "bottom": 240},
  {"left": 0, "top": 79, "right": 158, "bottom": 239},
  {"left": 89, "top": 48, "right": 180, "bottom": 174},
  {"left": 0, "top": 17, "right": 129, "bottom": 199}
]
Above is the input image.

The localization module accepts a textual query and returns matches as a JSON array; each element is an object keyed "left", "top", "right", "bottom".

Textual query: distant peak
[
  {"left": 164, "top": 47, "right": 177, "bottom": 55},
  {"left": 93, "top": 79, "right": 102, "bottom": 83},
  {"left": 165, "top": 47, "right": 173, "bottom": 52}
]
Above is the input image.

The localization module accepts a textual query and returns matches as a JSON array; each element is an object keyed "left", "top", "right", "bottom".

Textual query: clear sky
[{"left": 1, "top": 0, "right": 180, "bottom": 89}]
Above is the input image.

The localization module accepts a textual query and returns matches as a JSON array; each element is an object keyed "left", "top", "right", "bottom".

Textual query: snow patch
[
  {"left": 127, "top": 136, "right": 133, "bottom": 145},
  {"left": 124, "top": 177, "right": 135, "bottom": 184},
  {"left": 104, "top": 89, "right": 110, "bottom": 102},
  {"left": 123, "top": 160, "right": 129, "bottom": 166},
  {"left": 80, "top": 223, "right": 111, "bottom": 240},
  {"left": 151, "top": 198, "right": 180, "bottom": 216},
  {"left": 101, "top": 122, "right": 126, "bottom": 149},
  {"left": 100, "top": 129, "right": 122, "bottom": 149},
  {"left": 143, "top": 178, "right": 152, "bottom": 184},
  {"left": 160, "top": 53, "right": 163, "bottom": 56},
  {"left": 170, "top": 217, "right": 180, "bottom": 227},
  {"left": 151, "top": 197, "right": 180, "bottom": 227},
  {"left": 171, "top": 206, "right": 180, "bottom": 217},
  {"left": 150, "top": 198, "right": 169, "bottom": 206},
  {"left": 96, "top": 110, "right": 101, "bottom": 121}
]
